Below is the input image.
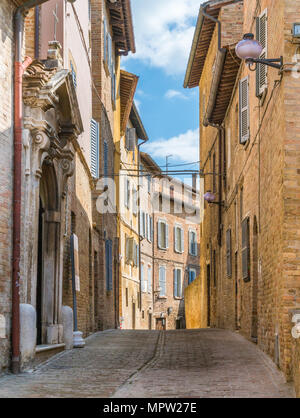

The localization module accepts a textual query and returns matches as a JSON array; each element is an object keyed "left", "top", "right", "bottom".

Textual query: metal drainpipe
[{"left": 12, "top": 0, "right": 76, "bottom": 374}]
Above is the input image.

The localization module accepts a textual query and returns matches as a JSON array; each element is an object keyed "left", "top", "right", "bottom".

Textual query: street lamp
[
  {"left": 235, "top": 33, "right": 283, "bottom": 70},
  {"left": 204, "top": 191, "right": 224, "bottom": 206}
]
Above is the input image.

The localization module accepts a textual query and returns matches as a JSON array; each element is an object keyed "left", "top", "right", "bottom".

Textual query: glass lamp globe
[
  {"left": 204, "top": 191, "right": 216, "bottom": 203},
  {"left": 235, "top": 33, "right": 263, "bottom": 60}
]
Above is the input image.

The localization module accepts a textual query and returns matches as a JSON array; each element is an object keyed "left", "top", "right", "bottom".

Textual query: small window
[
  {"left": 159, "top": 266, "right": 166, "bottom": 297},
  {"left": 189, "top": 230, "right": 197, "bottom": 256},
  {"left": 174, "top": 225, "right": 184, "bottom": 253},
  {"left": 158, "top": 220, "right": 168, "bottom": 250},
  {"left": 188, "top": 268, "right": 197, "bottom": 285},
  {"left": 124, "top": 178, "right": 130, "bottom": 209},
  {"left": 126, "top": 288, "right": 128, "bottom": 307},
  {"left": 132, "top": 187, "right": 138, "bottom": 216},
  {"left": 174, "top": 268, "right": 182, "bottom": 298}
]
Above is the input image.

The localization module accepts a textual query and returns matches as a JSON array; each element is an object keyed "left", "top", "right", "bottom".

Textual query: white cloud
[
  {"left": 126, "top": 0, "right": 202, "bottom": 76},
  {"left": 143, "top": 129, "right": 199, "bottom": 162},
  {"left": 165, "top": 89, "right": 188, "bottom": 100}
]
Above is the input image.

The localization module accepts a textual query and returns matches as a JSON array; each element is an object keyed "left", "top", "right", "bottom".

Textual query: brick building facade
[
  {"left": 184, "top": 0, "right": 300, "bottom": 392},
  {"left": 0, "top": 0, "right": 30, "bottom": 375},
  {"left": 153, "top": 178, "right": 201, "bottom": 330},
  {"left": 0, "top": 0, "right": 135, "bottom": 374}
]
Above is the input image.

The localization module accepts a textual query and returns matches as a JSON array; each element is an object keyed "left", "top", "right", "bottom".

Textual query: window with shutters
[
  {"left": 105, "top": 239, "right": 113, "bottom": 291},
  {"left": 125, "top": 127, "right": 136, "bottom": 152},
  {"left": 159, "top": 266, "right": 166, "bottom": 297},
  {"left": 125, "top": 237, "right": 135, "bottom": 265},
  {"left": 90, "top": 119, "right": 99, "bottom": 178},
  {"left": 188, "top": 268, "right": 197, "bottom": 285},
  {"left": 226, "top": 229, "right": 232, "bottom": 277},
  {"left": 124, "top": 178, "right": 130, "bottom": 209},
  {"left": 158, "top": 220, "right": 168, "bottom": 250},
  {"left": 174, "top": 268, "right": 182, "bottom": 298},
  {"left": 132, "top": 187, "right": 137, "bottom": 216},
  {"left": 189, "top": 230, "right": 197, "bottom": 256},
  {"left": 174, "top": 225, "right": 184, "bottom": 253},
  {"left": 256, "top": 9, "right": 268, "bottom": 96},
  {"left": 150, "top": 216, "right": 153, "bottom": 242},
  {"left": 242, "top": 217, "right": 250, "bottom": 282},
  {"left": 239, "top": 76, "right": 250, "bottom": 144}
]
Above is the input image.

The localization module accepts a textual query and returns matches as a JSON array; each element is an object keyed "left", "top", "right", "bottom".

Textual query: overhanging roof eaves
[
  {"left": 205, "top": 46, "right": 241, "bottom": 126},
  {"left": 140, "top": 152, "right": 162, "bottom": 175},
  {"left": 120, "top": 70, "right": 138, "bottom": 134},
  {"left": 183, "top": 0, "right": 242, "bottom": 89},
  {"left": 107, "top": 0, "right": 136, "bottom": 55},
  {"left": 130, "top": 102, "right": 148, "bottom": 142}
]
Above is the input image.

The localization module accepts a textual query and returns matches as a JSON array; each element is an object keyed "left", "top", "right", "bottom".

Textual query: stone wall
[
  {"left": 185, "top": 277, "right": 202, "bottom": 329},
  {"left": 197, "top": 0, "right": 300, "bottom": 389}
]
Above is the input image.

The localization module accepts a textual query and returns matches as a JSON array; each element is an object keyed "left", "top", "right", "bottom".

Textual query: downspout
[{"left": 12, "top": 0, "right": 75, "bottom": 374}]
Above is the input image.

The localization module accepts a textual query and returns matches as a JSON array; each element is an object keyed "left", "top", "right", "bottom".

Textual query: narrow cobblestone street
[{"left": 0, "top": 329, "right": 295, "bottom": 398}]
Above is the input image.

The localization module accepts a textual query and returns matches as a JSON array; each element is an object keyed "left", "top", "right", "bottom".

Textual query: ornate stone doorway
[{"left": 36, "top": 161, "right": 60, "bottom": 345}]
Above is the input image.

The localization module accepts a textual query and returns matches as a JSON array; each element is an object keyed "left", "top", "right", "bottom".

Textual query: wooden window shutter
[
  {"left": 256, "top": 10, "right": 268, "bottom": 97},
  {"left": 159, "top": 267, "right": 166, "bottom": 296},
  {"left": 128, "top": 237, "right": 134, "bottom": 263},
  {"left": 165, "top": 223, "right": 169, "bottom": 249},
  {"left": 91, "top": 119, "right": 99, "bottom": 178},
  {"left": 226, "top": 229, "right": 232, "bottom": 277},
  {"left": 180, "top": 228, "right": 184, "bottom": 253},
  {"left": 239, "top": 76, "right": 250, "bottom": 144},
  {"left": 242, "top": 217, "right": 250, "bottom": 282},
  {"left": 158, "top": 221, "right": 162, "bottom": 249},
  {"left": 128, "top": 128, "right": 136, "bottom": 151},
  {"left": 174, "top": 226, "right": 178, "bottom": 252},
  {"left": 173, "top": 270, "right": 178, "bottom": 298}
]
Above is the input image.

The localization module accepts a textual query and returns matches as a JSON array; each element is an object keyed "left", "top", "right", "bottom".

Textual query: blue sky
[{"left": 122, "top": 0, "right": 202, "bottom": 184}]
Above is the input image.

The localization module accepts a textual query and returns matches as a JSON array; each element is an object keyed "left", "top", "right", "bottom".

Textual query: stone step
[{"left": 34, "top": 344, "right": 66, "bottom": 368}]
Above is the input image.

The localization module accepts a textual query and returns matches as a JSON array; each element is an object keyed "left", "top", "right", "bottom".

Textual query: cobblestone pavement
[{"left": 0, "top": 329, "right": 295, "bottom": 398}]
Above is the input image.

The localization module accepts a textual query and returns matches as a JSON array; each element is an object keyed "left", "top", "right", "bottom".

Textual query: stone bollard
[
  {"left": 61, "top": 306, "right": 74, "bottom": 350},
  {"left": 20, "top": 304, "right": 36, "bottom": 369}
]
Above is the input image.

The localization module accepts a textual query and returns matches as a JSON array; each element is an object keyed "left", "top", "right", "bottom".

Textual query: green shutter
[{"left": 239, "top": 77, "right": 249, "bottom": 144}]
